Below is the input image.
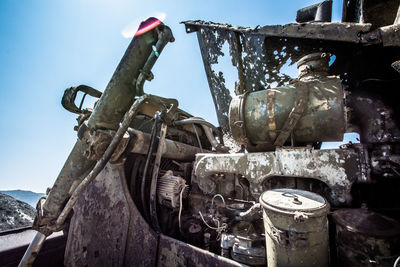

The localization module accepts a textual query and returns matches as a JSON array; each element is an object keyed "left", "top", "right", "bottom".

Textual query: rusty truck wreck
[{"left": 6, "top": 0, "right": 400, "bottom": 266}]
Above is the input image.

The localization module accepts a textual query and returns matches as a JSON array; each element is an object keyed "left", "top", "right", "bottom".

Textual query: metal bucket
[
  {"left": 332, "top": 208, "right": 400, "bottom": 267},
  {"left": 259, "top": 188, "right": 330, "bottom": 267}
]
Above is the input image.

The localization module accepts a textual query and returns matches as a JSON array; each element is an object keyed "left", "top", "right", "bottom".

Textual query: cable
[
  {"left": 211, "top": 194, "right": 226, "bottom": 206},
  {"left": 178, "top": 185, "right": 188, "bottom": 233}
]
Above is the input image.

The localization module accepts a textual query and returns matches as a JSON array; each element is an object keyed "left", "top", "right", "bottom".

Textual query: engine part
[
  {"left": 220, "top": 221, "right": 266, "bottom": 266},
  {"left": 260, "top": 188, "right": 330, "bottom": 267},
  {"left": 157, "top": 170, "right": 188, "bottom": 208},
  {"left": 332, "top": 208, "right": 400, "bottom": 267},
  {"left": 193, "top": 147, "right": 368, "bottom": 205},
  {"left": 229, "top": 53, "right": 346, "bottom": 151}
]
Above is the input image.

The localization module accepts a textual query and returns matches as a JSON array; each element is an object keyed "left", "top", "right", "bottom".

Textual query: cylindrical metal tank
[
  {"left": 229, "top": 53, "right": 346, "bottom": 151},
  {"left": 259, "top": 188, "right": 330, "bottom": 267},
  {"left": 333, "top": 208, "right": 400, "bottom": 267}
]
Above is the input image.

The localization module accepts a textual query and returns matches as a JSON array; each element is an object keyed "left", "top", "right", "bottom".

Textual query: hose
[{"left": 140, "top": 112, "right": 161, "bottom": 221}]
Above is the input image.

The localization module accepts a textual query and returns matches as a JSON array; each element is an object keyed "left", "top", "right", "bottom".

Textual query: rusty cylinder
[
  {"left": 229, "top": 53, "right": 346, "bottom": 152},
  {"left": 260, "top": 188, "right": 330, "bottom": 267},
  {"left": 35, "top": 23, "right": 172, "bottom": 235}
]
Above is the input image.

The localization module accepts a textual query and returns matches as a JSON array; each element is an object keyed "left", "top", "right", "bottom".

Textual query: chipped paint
[{"left": 194, "top": 148, "right": 361, "bottom": 205}]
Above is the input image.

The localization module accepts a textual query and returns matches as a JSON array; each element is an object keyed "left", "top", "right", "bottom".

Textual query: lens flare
[
  {"left": 121, "top": 12, "right": 166, "bottom": 38},
  {"left": 134, "top": 17, "right": 162, "bottom": 36}
]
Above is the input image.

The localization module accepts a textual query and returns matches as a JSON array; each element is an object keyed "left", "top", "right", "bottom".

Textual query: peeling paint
[{"left": 194, "top": 148, "right": 361, "bottom": 205}]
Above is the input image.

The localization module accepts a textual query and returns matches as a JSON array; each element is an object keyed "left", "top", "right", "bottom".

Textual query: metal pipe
[
  {"left": 23, "top": 22, "right": 174, "bottom": 267},
  {"left": 173, "top": 117, "right": 224, "bottom": 150},
  {"left": 200, "top": 124, "right": 220, "bottom": 150},
  {"left": 136, "top": 26, "right": 174, "bottom": 95},
  {"left": 236, "top": 203, "right": 261, "bottom": 221},
  {"left": 128, "top": 127, "right": 207, "bottom": 160},
  {"left": 18, "top": 232, "right": 46, "bottom": 267},
  {"left": 56, "top": 95, "right": 150, "bottom": 226},
  {"left": 296, "top": 0, "right": 332, "bottom": 23},
  {"left": 37, "top": 26, "right": 161, "bottom": 232},
  {"left": 174, "top": 117, "right": 219, "bottom": 133}
]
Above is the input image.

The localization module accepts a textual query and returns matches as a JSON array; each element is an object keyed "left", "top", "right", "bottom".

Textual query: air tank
[{"left": 229, "top": 53, "right": 346, "bottom": 151}]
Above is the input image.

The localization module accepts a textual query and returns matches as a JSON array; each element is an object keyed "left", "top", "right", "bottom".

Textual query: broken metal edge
[{"left": 181, "top": 20, "right": 392, "bottom": 45}]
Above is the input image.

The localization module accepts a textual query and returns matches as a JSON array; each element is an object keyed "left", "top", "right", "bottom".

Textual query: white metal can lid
[{"left": 260, "top": 188, "right": 328, "bottom": 214}]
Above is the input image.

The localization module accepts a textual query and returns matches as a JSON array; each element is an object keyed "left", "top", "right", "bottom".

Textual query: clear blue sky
[{"left": 0, "top": 0, "right": 343, "bottom": 193}]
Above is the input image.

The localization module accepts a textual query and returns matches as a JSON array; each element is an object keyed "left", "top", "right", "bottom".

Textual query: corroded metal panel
[
  {"left": 64, "top": 163, "right": 130, "bottom": 266},
  {"left": 182, "top": 20, "right": 375, "bottom": 133},
  {"left": 117, "top": 164, "right": 159, "bottom": 267},
  {"left": 157, "top": 234, "right": 244, "bottom": 267},
  {"left": 194, "top": 148, "right": 367, "bottom": 205},
  {"left": 64, "top": 163, "right": 158, "bottom": 267}
]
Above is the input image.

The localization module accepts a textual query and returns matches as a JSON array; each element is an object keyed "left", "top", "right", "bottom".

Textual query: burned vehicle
[{"left": 5, "top": 0, "right": 400, "bottom": 266}]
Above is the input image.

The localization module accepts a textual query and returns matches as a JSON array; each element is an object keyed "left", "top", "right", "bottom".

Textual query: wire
[
  {"left": 394, "top": 255, "right": 400, "bottom": 267},
  {"left": 199, "top": 211, "right": 222, "bottom": 230},
  {"left": 178, "top": 185, "right": 188, "bottom": 233},
  {"left": 211, "top": 194, "right": 226, "bottom": 207}
]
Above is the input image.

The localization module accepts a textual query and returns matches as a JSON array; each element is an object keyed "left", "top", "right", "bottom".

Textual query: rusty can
[
  {"left": 332, "top": 208, "right": 400, "bottom": 267},
  {"left": 259, "top": 188, "right": 330, "bottom": 267}
]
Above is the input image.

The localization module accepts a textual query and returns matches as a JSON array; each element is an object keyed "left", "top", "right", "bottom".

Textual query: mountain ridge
[
  {"left": 0, "top": 190, "right": 45, "bottom": 208},
  {"left": 0, "top": 192, "right": 36, "bottom": 231}
]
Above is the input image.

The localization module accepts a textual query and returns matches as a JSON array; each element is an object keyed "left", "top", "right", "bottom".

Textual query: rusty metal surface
[
  {"left": 117, "top": 162, "right": 159, "bottom": 267},
  {"left": 34, "top": 25, "right": 169, "bottom": 237},
  {"left": 184, "top": 20, "right": 373, "bottom": 43},
  {"left": 64, "top": 163, "right": 130, "bottom": 266},
  {"left": 127, "top": 127, "right": 207, "bottom": 161},
  {"left": 157, "top": 234, "right": 245, "bottom": 267},
  {"left": 260, "top": 189, "right": 330, "bottom": 267},
  {"left": 230, "top": 76, "right": 345, "bottom": 151},
  {"left": 64, "top": 163, "right": 158, "bottom": 267},
  {"left": 194, "top": 148, "right": 367, "bottom": 206},
  {"left": 182, "top": 19, "right": 377, "bottom": 133}
]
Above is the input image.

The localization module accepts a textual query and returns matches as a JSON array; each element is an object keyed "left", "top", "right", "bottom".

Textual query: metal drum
[
  {"left": 259, "top": 188, "right": 330, "bottom": 267},
  {"left": 333, "top": 208, "right": 400, "bottom": 267},
  {"left": 229, "top": 53, "right": 346, "bottom": 152}
]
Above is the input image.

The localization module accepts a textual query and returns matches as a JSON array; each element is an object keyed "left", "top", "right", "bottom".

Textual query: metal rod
[
  {"left": 18, "top": 232, "right": 46, "bottom": 267},
  {"left": 173, "top": 117, "right": 225, "bottom": 150},
  {"left": 174, "top": 117, "right": 219, "bottom": 133},
  {"left": 149, "top": 122, "right": 168, "bottom": 232},
  {"left": 140, "top": 113, "right": 160, "bottom": 221},
  {"left": 192, "top": 123, "right": 203, "bottom": 152},
  {"left": 128, "top": 127, "right": 207, "bottom": 160}
]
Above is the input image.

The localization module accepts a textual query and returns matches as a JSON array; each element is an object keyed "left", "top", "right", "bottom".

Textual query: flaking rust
[{"left": 15, "top": 1, "right": 400, "bottom": 267}]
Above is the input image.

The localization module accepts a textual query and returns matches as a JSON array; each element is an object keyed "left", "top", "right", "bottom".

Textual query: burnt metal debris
[{"left": 15, "top": 1, "right": 400, "bottom": 267}]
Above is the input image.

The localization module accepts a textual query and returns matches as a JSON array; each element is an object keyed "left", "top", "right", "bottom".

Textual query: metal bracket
[
  {"left": 61, "top": 85, "right": 102, "bottom": 114},
  {"left": 274, "top": 81, "right": 309, "bottom": 146},
  {"left": 266, "top": 89, "right": 277, "bottom": 142}
]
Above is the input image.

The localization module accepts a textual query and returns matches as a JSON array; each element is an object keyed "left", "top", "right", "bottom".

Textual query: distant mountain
[
  {"left": 0, "top": 192, "right": 36, "bottom": 231},
  {"left": 0, "top": 190, "right": 45, "bottom": 208}
]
